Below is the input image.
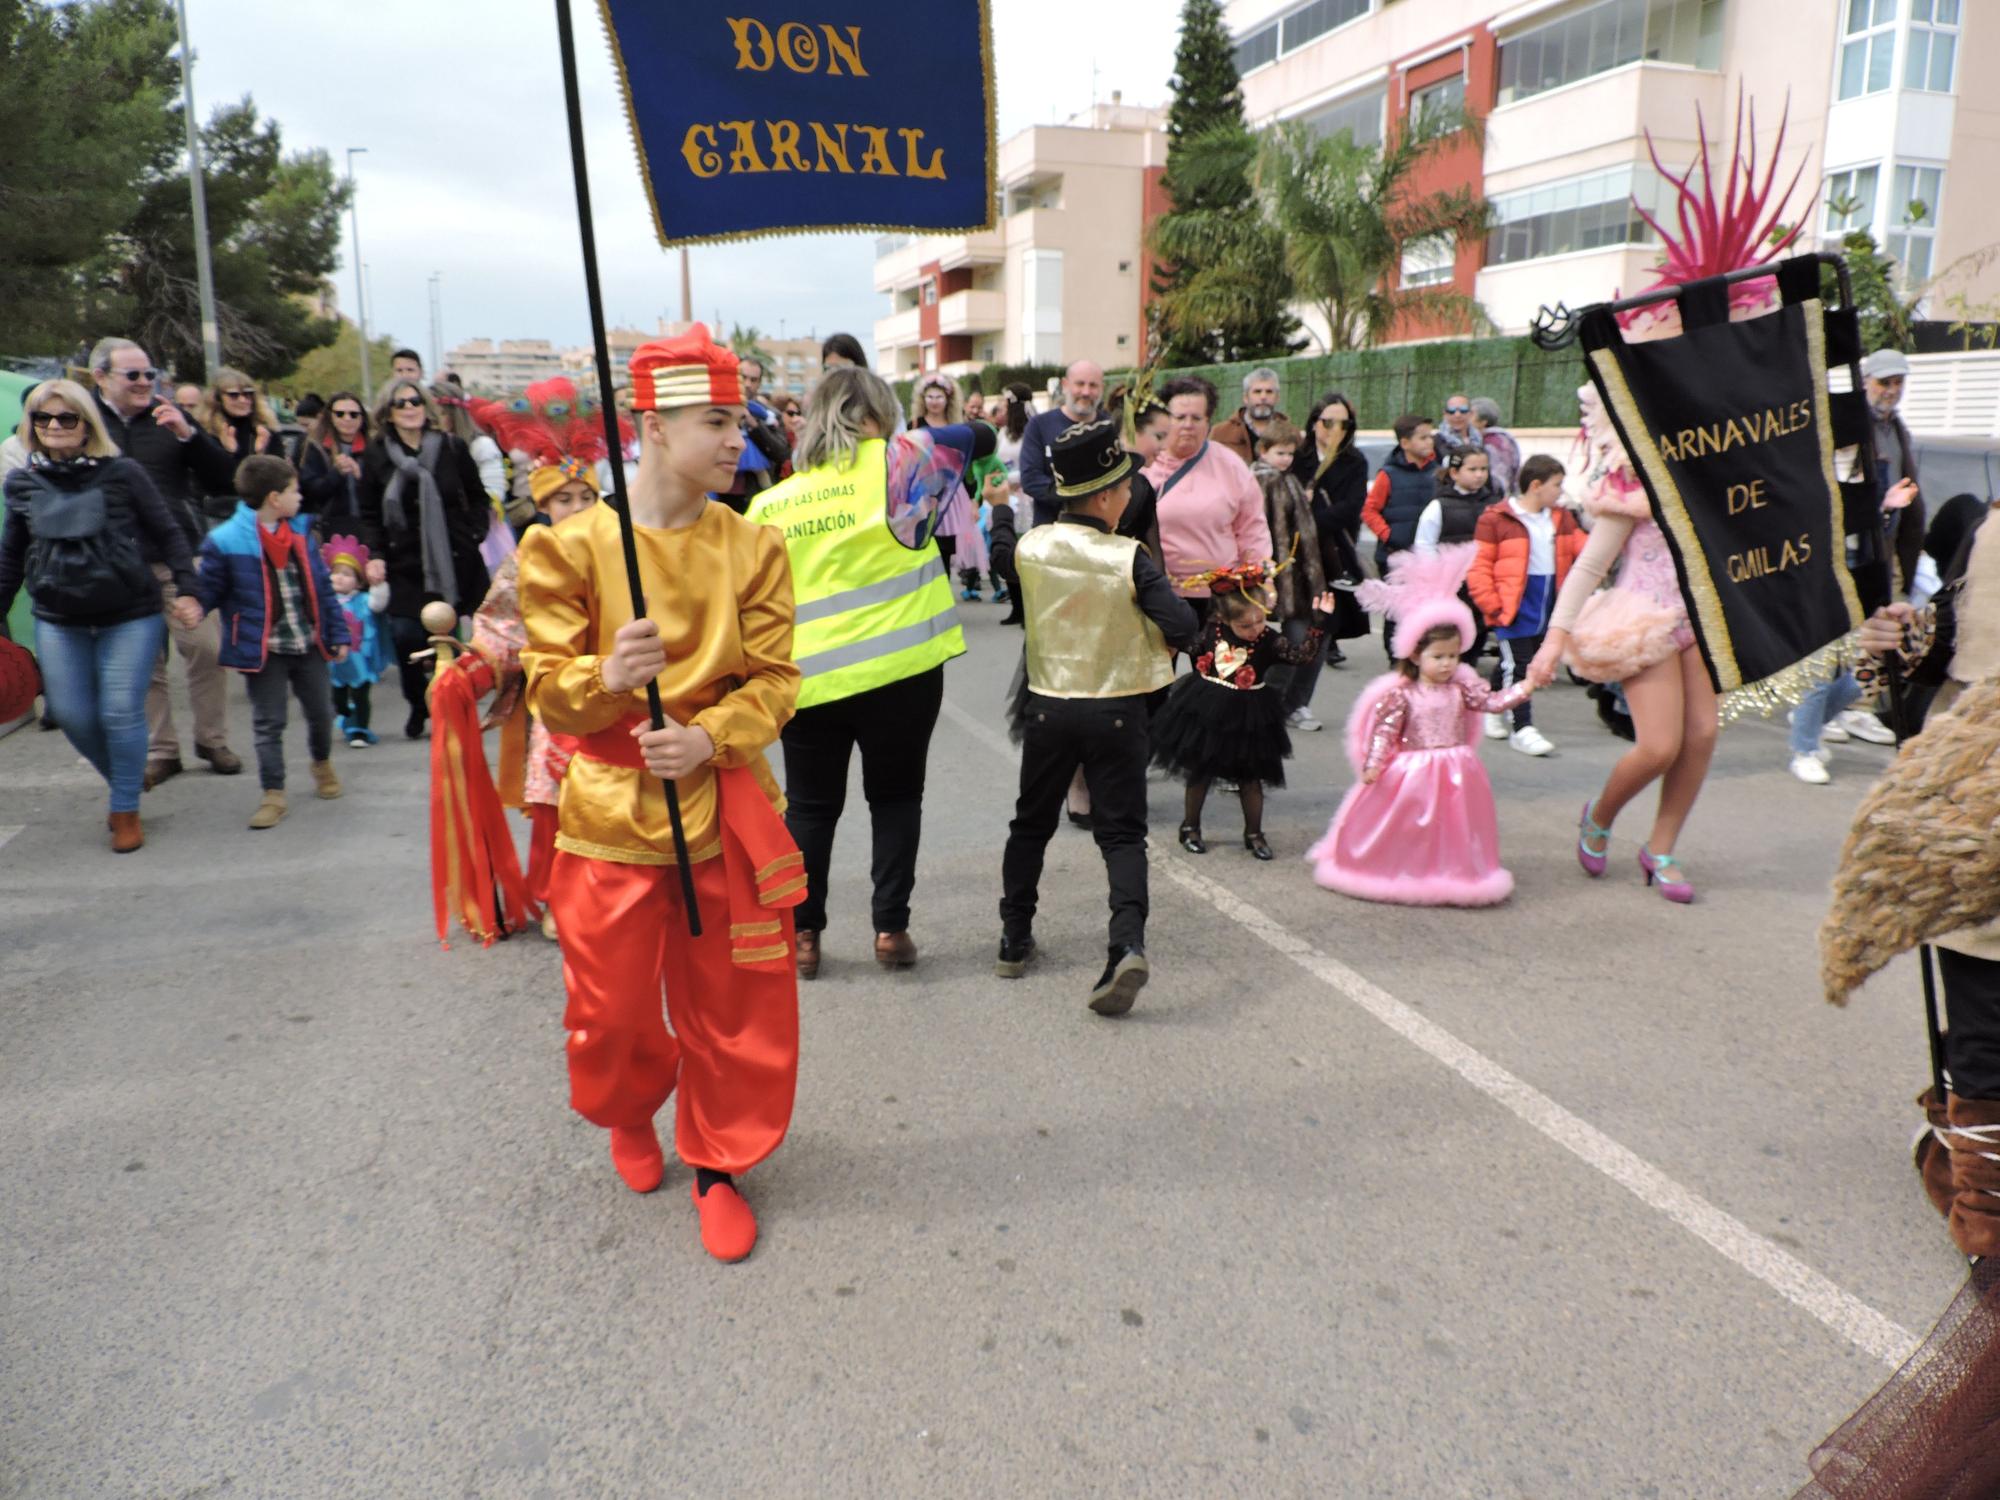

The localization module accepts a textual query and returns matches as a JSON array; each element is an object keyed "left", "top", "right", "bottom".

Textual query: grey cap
[{"left": 1863, "top": 348, "right": 1910, "bottom": 379}]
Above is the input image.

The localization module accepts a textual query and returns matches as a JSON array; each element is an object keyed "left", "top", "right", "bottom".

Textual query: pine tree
[{"left": 1149, "top": 0, "right": 1300, "bottom": 368}]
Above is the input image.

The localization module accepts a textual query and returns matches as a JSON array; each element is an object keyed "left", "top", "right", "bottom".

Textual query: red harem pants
[{"left": 549, "top": 850, "right": 798, "bottom": 1175}]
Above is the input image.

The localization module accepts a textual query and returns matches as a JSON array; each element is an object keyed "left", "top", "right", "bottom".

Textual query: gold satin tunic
[
  {"left": 518, "top": 500, "right": 799, "bottom": 866},
  {"left": 1017, "top": 523, "right": 1175, "bottom": 698}
]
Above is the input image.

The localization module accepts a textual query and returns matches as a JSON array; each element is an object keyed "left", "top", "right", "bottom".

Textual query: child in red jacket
[{"left": 1466, "top": 454, "right": 1582, "bottom": 756}]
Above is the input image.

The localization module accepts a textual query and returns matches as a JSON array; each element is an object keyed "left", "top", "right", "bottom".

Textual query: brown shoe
[
  {"left": 1945, "top": 1094, "right": 2000, "bottom": 1258},
  {"left": 874, "top": 931, "right": 917, "bottom": 969},
  {"left": 108, "top": 811, "right": 144, "bottom": 853},
  {"left": 142, "top": 758, "right": 183, "bottom": 791},
  {"left": 796, "top": 929, "right": 821, "bottom": 981},
  {"left": 248, "top": 790, "right": 287, "bottom": 830},
  {"left": 196, "top": 744, "right": 243, "bottom": 775},
  {"left": 310, "top": 759, "right": 343, "bottom": 800}
]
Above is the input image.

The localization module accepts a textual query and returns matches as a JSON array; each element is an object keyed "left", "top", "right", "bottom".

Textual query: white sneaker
[
  {"left": 1484, "top": 713, "right": 1510, "bottom": 740},
  {"left": 1790, "top": 707, "right": 1850, "bottom": 744},
  {"left": 1836, "top": 708, "right": 1897, "bottom": 745},
  {"left": 1288, "top": 707, "right": 1323, "bottom": 732},
  {"left": 1789, "top": 752, "right": 1832, "bottom": 785},
  {"left": 1509, "top": 725, "right": 1555, "bottom": 757}
]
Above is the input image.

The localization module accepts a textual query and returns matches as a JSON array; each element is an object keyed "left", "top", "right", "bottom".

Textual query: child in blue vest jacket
[{"left": 193, "top": 454, "right": 351, "bottom": 830}]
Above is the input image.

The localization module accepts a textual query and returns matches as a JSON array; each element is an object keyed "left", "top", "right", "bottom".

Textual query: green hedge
[{"left": 1123, "top": 335, "right": 1588, "bottom": 430}]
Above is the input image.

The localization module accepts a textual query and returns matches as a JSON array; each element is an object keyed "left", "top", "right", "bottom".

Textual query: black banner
[{"left": 1580, "top": 258, "right": 1866, "bottom": 695}]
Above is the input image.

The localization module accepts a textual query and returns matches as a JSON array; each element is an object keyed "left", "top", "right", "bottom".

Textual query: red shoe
[
  {"left": 608, "top": 1125, "right": 664, "bottom": 1193},
  {"left": 691, "top": 1179, "right": 758, "bottom": 1262}
]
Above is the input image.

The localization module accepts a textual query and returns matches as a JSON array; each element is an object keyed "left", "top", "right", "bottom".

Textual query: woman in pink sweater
[{"left": 1143, "top": 376, "right": 1273, "bottom": 621}]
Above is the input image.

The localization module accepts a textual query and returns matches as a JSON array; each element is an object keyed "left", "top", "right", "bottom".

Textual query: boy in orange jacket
[{"left": 1467, "top": 454, "right": 1583, "bottom": 756}]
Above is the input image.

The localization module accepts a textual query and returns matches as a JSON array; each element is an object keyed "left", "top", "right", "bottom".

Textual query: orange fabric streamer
[{"left": 429, "top": 657, "right": 536, "bottom": 948}]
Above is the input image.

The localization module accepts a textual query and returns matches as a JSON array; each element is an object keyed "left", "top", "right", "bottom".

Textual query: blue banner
[{"left": 596, "top": 0, "right": 995, "bottom": 246}]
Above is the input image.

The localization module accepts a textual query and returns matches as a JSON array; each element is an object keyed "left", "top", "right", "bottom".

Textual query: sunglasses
[
  {"left": 30, "top": 411, "right": 82, "bottom": 430},
  {"left": 1445, "top": 404, "right": 1471, "bottom": 414},
  {"left": 390, "top": 396, "right": 426, "bottom": 410},
  {"left": 1317, "top": 415, "right": 1351, "bottom": 429},
  {"left": 117, "top": 368, "right": 160, "bottom": 383},
  {"left": 332, "top": 408, "right": 364, "bottom": 419},
  {"left": 220, "top": 388, "right": 254, "bottom": 398}
]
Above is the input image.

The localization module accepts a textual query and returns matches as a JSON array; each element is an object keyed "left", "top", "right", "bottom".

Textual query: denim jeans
[
  {"left": 34, "top": 613, "right": 168, "bottom": 813},
  {"left": 1788, "top": 670, "right": 1863, "bottom": 755}
]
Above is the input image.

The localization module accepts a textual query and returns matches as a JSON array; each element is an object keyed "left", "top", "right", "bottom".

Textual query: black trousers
[
  {"left": 331, "top": 682, "right": 372, "bottom": 731},
  {"left": 244, "top": 651, "right": 334, "bottom": 791},
  {"left": 780, "top": 665, "right": 944, "bottom": 934},
  {"left": 1491, "top": 630, "right": 1544, "bottom": 728},
  {"left": 387, "top": 614, "right": 432, "bottom": 718},
  {"left": 1943, "top": 948, "right": 2000, "bottom": 1098},
  {"left": 1000, "top": 693, "right": 1151, "bottom": 951}
]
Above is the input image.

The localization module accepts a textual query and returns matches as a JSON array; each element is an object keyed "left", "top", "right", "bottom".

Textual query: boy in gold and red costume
[{"left": 517, "top": 326, "right": 802, "bottom": 1263}]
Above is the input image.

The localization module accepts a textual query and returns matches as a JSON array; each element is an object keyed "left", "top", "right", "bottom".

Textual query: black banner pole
[{"left": 552, "top": 0, "right": 701, "bottom": 935}]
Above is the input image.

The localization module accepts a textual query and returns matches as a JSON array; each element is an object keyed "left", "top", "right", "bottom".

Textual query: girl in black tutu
[{"left": 1153, "top": 564, "right": 1336, "bottom": 860}]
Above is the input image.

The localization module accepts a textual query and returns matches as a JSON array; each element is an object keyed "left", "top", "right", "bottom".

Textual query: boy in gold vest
[{"left": 989, "top": 418, "right": 1199, "bottom": 1015}]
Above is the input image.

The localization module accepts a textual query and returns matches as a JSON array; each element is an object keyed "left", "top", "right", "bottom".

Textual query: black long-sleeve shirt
[
  {"left": 988, "top": 504, "right": 1198, "bottom": 653},
  {"left": 92, "top": 392, "right": 237, "bottom": 551}
]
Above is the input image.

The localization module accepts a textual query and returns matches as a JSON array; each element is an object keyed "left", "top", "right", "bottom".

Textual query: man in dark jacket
[
  {"left": 1018, "top": 360, "right": 1104, "bottom": 528},
  {"left": 88, "top": 336, "right": 243, "bottom": 783}
]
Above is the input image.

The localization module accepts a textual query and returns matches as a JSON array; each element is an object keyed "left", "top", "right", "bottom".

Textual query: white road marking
[
  {"left": 940, "top": 696, "right": 1918, "bottom": 1368},
  {"left": 0, "top": 826, "right": 22, "bottom": 853}
]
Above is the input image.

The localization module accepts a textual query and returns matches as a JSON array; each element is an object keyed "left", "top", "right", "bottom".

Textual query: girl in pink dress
[{"left": 1308, "top": 545, "right": 1535, "bottom": 906}]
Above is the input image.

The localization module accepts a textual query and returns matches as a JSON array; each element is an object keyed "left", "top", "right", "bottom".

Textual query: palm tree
[
  {"left": 1151, "top": 108, "right": 1492, "bottom": 354},
  {"left": 726, "top": 322, "right": 778, "bottom": 379}
]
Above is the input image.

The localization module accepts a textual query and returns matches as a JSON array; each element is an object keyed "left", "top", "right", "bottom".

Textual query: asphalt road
[{"left": 0, "top": 599, "right": 1969, "bottom": 1499}]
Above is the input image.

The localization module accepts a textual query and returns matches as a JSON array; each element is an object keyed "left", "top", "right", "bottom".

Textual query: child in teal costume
[{"left": 321, "top": 534, "right": 391, "bottom": 747}]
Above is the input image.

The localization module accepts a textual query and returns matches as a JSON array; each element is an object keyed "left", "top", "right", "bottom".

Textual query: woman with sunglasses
[
  {"left": 1297, "top": 392, "right": 1371, "bottom": 667},
  {"left": 298, "top": 391, "right": 370, "bottom": 533},
  {"left": 356, "top": 379, "right": 492, "bottom": 738},
  {"left": 0, "top": 381, "right": 205, "bottom": 852},
  {"left": 192, "top": 369, "right": 280, "bottom": 523}
]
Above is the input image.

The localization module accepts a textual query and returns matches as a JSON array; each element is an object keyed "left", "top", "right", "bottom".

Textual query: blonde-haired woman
[
  {"left": 746, "top": 367, "right": 1003, "bottom": 977},
  {"left": 356, "top": 376, "right": 491, "bottom": 737},
  {"left": 0, "top": 381, "right": 204, "bottom": 851}
]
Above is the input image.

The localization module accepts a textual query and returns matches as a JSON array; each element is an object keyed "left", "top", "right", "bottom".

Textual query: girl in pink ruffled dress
[{"left": 1308, "top": 546, "right": 1535, "bottom": 906}]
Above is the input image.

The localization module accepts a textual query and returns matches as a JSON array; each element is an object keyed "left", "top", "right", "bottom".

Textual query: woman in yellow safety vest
[{"left": 747, "top": 367, "right": 1005, "bottom": 981}]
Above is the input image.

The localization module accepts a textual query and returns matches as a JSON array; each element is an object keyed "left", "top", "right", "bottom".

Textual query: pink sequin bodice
[
  {"left": 1615, "top": 517, "right": 1686, "bottom": 621},
  {"left": 1403, "top": 681, "right": 1475, "bottom": 749}
]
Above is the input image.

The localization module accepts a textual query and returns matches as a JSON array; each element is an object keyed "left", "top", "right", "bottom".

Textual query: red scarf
[{"left": 258, "top": 519, "right": 299, "bottom": 574}]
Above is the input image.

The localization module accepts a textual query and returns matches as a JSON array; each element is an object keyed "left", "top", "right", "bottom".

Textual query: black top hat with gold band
[{"left": 1051, "top": 417, "right": 1135, "bottom": 501}]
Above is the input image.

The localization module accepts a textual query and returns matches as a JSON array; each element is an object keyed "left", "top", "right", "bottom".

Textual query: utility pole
[
  {"left": 679, "top": 247, "right": 692, "bottom": 325},
  {"left": 173, "top": 0, "right": 221, "bottom": 375},
  {"left": 347, "top": 147, "right": 371, "bottom": 396}
]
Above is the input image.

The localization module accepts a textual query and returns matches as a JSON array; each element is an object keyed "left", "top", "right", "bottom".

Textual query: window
[
  {"left": 1904, "top": 0, "right": 1958, "bottom": 92},
  {"left": 1235, "top": 22, "right": 1278, "bottom": 74},
  {"left": 920, "top": 341, "right": 936, "bottom": 371},
  {"left": 1411, "top": 73, "right": 1466, "bottom": 131},
  {"left": 1301, "top": 86, "right": 1385, "bottom": 147},
  {"left": 922, "top": 279, "right": 938, "bottom": 306},
  {"left": 1280, "top": 0, "right": 1370, "bottom": 53},
  {"left": 1822, "top": 165, "right": 1880, "bottom": 236},
  {"left": 1400, "top": 234, "right": 1456, "bottom": 288},
  {"left": 1486, "top": 165, "right": 1670, "bottom": 265},
  {"left": 1496, "top": 0, "right": 1725, "bottom": 107},
  {"left": 1838, "top": 0, "right": 1899, "bottom": 100},
  {"left": 1885, "top": 164, "right": 1942, "bottom": 284}
]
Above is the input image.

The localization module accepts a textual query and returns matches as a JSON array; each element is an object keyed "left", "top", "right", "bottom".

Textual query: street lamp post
[
  {"left": 428, "top": 272, "right": 444, "bottom": 376},
  {"left": 173, "top": 0, "right": 221, "bottom": 375},
  {"left": 347, "top": 147, "right": 371, "bottom": 397}
]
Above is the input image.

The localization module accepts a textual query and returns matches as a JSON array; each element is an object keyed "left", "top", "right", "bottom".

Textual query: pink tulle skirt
[
  {"left": 1307, "top": 745, "right": 1513, "bottom": 907},
  {"left": 1562, "top": 587, "right": 1692, "bottom": 683}
]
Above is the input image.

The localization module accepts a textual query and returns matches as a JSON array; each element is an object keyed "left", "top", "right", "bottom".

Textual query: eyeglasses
[
  {"left": 331, "top": 408, "right": 364, "bottom": 420},
  {"left": 1444, "top": 404, "right": 1471, "bottom": 414},
  {"left": 220, "top": 388, "right": 254, "bottom": 399},
  {"left": 117, "top": 368, "right": 160, "bottom": 383},
  {"left": 30, "top": 411, "right": 82, "bottom": 431},
  {"left": 390, "top": 396, "right": 426, "bottom": 410}
]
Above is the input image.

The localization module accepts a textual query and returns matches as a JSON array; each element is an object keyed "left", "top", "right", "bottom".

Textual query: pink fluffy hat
[{"left": 1357, "top": 543, "right": 1477, "bottom": 661}]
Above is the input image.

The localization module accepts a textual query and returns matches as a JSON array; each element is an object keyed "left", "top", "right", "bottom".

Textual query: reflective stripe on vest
[{"left": 748, "top": 438, "right": 965, "bottom": 709}]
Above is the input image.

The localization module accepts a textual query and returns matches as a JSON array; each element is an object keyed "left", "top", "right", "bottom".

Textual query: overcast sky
[{"left": 180, "top": 2, "right": 1181, "bottom": 362}]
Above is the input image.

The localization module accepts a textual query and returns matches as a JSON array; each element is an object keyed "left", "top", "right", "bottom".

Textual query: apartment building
[
  {"left": 444, "top": 337, "right": 566, "bottom": 395},
  {"left": 1227, "top": 0, "right": 1999, "bottom": 344},
  {"left": 872, "top": 100, "right": 1168, "bottom": 380}
]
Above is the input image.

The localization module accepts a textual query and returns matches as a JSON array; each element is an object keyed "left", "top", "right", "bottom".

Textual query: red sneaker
[
  {"left": 608, "top": 1126, "right": 664, "bottom": 1193},
  {"left": 691, "top": 1180, "right": 758, "bottom": 1262}
]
